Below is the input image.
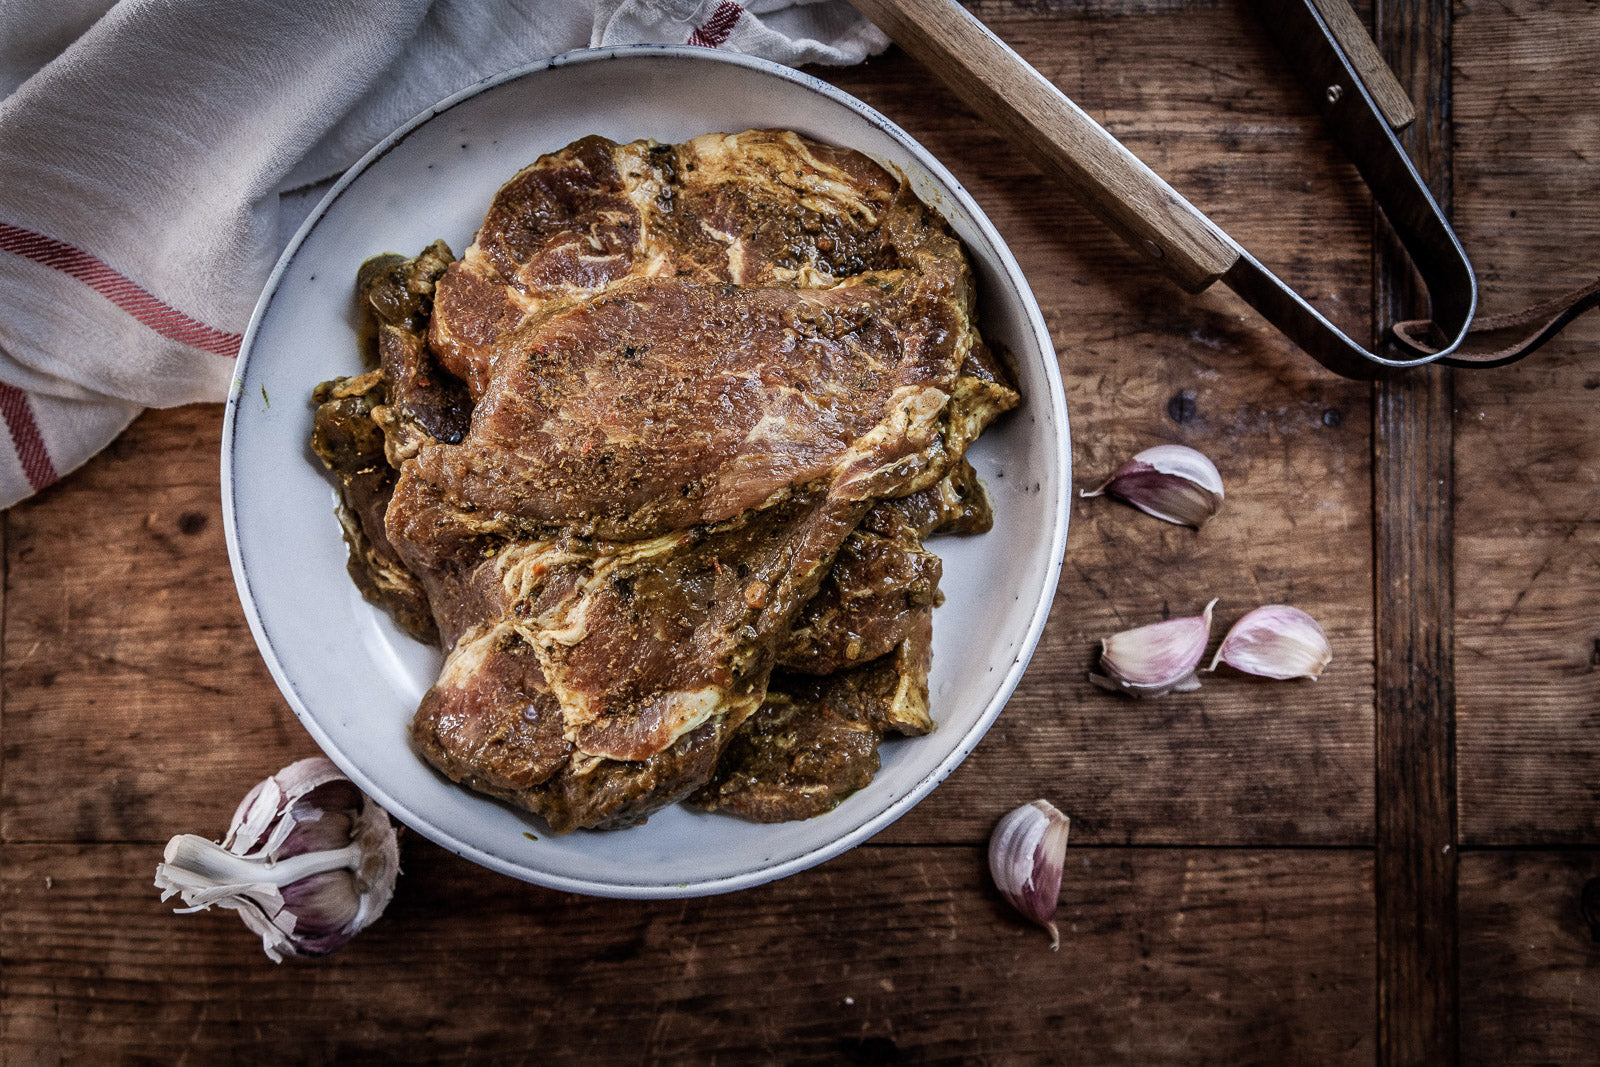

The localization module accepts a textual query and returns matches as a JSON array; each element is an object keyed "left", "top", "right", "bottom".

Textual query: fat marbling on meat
[{"left": 311, "top": 129, "right": 1018, "bottom": 832}]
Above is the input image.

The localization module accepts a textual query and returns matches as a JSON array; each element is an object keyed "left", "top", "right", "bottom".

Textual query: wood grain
[
  {"left": 4, "top": 12, "right": 1379, "bottom": 852},
  {"left": 850, "top": 0, "right": 1240, "bottom": 292},
  {"left": 1309, "top": 0, "right": 1416, "bottom": 131},
  {"left": 1371, "top": 1, "right": 1459, "bottom": 1063},
  {"left": 834, "top": 4, "right": 1377, "bottom": 849},
  {"left": 1450, "top": 0, "right": 1600, "bottom": 847},
  {"left": 1459, "top": 850, "right": 1600, "bottom": 1064},
  {"left": 0, "top": 406, "right": 303, "bottom": 846},
  {"left": 2, "top": 0, "right": 1597, "bottom": 1061},
  {"left": 0, "top": 843, "right": 1375, "bottom": 1064}
]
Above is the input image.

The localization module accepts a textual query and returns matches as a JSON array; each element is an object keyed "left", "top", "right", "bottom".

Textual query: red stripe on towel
[
  {"left": 687, "top": 1, "right": 744, "bottom": 47},
  {"left": 0, "top": 222, "right": 242, "bottom": 357},
  {"left": 0, "top": 381, "right": 58, "bottom": 492}
]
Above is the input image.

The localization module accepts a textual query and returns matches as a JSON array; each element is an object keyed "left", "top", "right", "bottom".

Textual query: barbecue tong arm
[{"left": 850, "top": 0, "right": 1479, "bottom": 379}]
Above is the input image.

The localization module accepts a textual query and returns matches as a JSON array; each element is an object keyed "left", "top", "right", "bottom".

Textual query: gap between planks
[{"left": 1372, "top": 1, "right": 1459, "bottom": 1065}]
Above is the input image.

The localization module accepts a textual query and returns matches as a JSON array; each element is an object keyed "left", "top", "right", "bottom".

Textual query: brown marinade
[{"left": 311, "top": 130, "right": 1018, "bottom": 832}]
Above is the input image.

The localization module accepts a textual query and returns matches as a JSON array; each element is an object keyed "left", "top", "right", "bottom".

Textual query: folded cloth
[{"left": 0, "top": 0, "right": 888, "bottom": 507}]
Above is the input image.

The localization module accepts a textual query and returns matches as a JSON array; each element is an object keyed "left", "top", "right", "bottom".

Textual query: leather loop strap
[{"left": 1393, "top": 276, "right": 1600, "bottom": 368}]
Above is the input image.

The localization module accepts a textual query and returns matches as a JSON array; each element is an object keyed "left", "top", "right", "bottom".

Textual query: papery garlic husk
[
  {"left": 1209, "top": 604, "right": 1333, "bottom": 680},
  {"left": 1081, "top": 444, "right": 1224, "bottom": 528},
  {"left": 1090, "top": 598, "right": 1217, "bottom": 697},
  {"left": 989, "top": 799, "right": 1072, "bottom": 950},
  {"left": 154, "top": 756, "right": 400, "bottom": 963}
]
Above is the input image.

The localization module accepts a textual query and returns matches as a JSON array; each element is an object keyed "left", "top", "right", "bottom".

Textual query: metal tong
[{"left": 851, "top": 0, "right": 1478, "bottom": 380}]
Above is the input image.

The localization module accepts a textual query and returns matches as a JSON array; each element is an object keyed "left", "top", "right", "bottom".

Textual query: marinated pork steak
[
  {"left": 311, "top": 242, "right": 463, "bottom": 645},
  {"left": 312, "top": 129, "right": 1018, "bottom": 832}
]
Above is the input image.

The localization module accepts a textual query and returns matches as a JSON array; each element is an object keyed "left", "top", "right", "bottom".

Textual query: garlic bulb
[
  {"left": 989, "top": 800, "right": 1072, "bottom": 950},
  {"left": 1209, "top": 604, "right": 1333, "bottom": 680},
  {"left": 154, "top": 756, "right": 400, "bottom": 963},
  {"left": 1081, "top": 444, "right": 1224, "bottom": 528},
  {"left": 1090, "top": 598, "right": 1217, "bottom": 698}
]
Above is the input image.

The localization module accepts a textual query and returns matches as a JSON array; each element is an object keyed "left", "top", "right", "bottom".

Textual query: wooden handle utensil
[
  {"left": 850, "top": 0, "right": 1505, "bottom": 379},
  {"left": 850, "top": 0, "right": 1241, "bottom": 293}
]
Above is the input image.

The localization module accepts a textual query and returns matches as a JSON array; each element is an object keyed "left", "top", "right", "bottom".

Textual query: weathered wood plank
[
  {"left": 1459, "top": 850, "right": 1600, "bottom": 1064},
  {"left": 1450, "top": 0, "right": 1600, "bottom": 846},
  {"left": 1370, "top": 1, "right": 1459, "bottom": 1063},
  {"left": 0, "top": 405, "right": 304, "bottom": 845},
  {"left": 0, "top": 842, "right": 1375, "bottom": 1064},
  {"left": 6, "top": 1, "right": 1598, "bottom": 1064},
  {"left": 835, "top": 3, "right": 1377, "bottom": 848},
  {"left": 3, "top": 6, "right": 1378, "bottom": 851}
]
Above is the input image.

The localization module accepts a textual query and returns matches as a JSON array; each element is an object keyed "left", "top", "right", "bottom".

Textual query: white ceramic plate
[{"left": 223, "top": 46, "right": 1069, "bottom": 899}]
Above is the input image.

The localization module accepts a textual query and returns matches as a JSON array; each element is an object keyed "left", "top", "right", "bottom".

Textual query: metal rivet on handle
[{"left": 1326, "top": 84, "right": 1344, "bottom": 104}]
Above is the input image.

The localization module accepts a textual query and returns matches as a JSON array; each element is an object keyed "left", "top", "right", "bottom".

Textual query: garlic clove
[
  {"left": 155, "top": 756, "right": 400, "bottom": 962},
  {"left": 1209, "top": 604, "right": 1333, "bottom": 680},
  {"left": 277, "top": 870, "right": 364, "bottom": 956},
  {"left": 1081, "top": 444, "right": 1224, "bottom": 528},
  {"left": 225, "top": 757, "right": 362, "bottom": 858},
  {"left": 1090, "top": 598, "right": 1217, "bottom": 698},
  {"left": 989, "top": 799, "right": 1071, "bottom": 950}
]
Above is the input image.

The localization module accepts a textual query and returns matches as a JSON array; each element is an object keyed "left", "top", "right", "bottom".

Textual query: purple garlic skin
[
  {"left": 1082, "top": 444, "right": 1223, "bottom": 528},
  {"left": 1090, "top": 599, "right": 1217, "bottom": 698},
  {"left": 154, "top": 756, "right": 400, "bottom": 963},
  {"left": 1210, "top": 604, "right": 1333, "bottom": 680},
  {"left": 989, "top": 799, "right": 1072, "bottom": 950}
]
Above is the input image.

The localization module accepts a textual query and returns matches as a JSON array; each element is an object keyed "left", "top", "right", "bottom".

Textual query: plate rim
[{"left": 221, "top": 44, "right": 1071, "bottom": 899}]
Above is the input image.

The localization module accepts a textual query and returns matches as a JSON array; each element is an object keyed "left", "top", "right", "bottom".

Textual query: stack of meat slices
[{"left": 311, "top": 130, "right": 1019, "bottom": 832}]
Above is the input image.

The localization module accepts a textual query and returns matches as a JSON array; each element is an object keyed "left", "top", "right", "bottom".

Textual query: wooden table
[{"left": 2, "top": 2, "right": 1595, "bottom": 1062}]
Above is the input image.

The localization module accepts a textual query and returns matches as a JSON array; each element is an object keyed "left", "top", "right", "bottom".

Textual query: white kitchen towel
[{"left": 0, "top": 0, "right": 888, "bottom": 505}]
